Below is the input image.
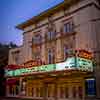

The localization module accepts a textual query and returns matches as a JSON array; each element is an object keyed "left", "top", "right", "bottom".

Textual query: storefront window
[
  {"left": 21, "top": 80, "right": 26, "bottom": 96},
  {"left": 15, "top": 86, "right": 19, "bottom": 95},
  {"left": 35, "top": 86, "right": 43, "bottom": 97},
  {"left": 65, "top": 87, "right": 69, "bottom": 98},
  {"left": 78, "top": 86, "right": 83, "bottom": 99},
  {"left": 40, "top": 87, "right": 43, "bottom": 97},
  {"left": 72, "top": 86, "right": 77, "bottom": 98},
  {"left": 32, "top": 88, "right": 34, "bottom": 97},
  {"left": 36, "top": 87, "right": 39, "bottom": 97},
  {"left": 59, "top": 85, "right": 69, "bottom": 98},
  {"left": 9, "top": 85, "right": 13, "bottom": 95},
  {"left": 46, "top": 84, "right": 54, "bottom": 97},
  {"left": 59, "top": 86, "right": 64, "bottom": 98},
  {"left": 47, "top": 84, "right": 52, "bottom": 97},
  {"left": 85, "top": 78, "right": 96, "bottom": 96},
  {"left": 47, "top": 85, "right": 50, "bottom": 97}
]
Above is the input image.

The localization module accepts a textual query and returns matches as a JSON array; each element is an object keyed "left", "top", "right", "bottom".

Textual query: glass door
[
  {"left": 57, "top": 83, "right": 69, "bottom": 100},
  {"left": 71, "top": 83, "right": 83, "bottom": 100},
  {"left": 45, "top": 83, "right": 55, "bottom": 100}
]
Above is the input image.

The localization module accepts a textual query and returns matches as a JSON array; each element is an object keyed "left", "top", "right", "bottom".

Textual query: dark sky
[{"left": 0, "top": 0, "right": 63, "bottom": 46}]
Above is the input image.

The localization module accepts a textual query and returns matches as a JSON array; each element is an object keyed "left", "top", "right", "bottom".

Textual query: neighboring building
[{"left": 5, "top": 0, "right": 100, "bottom": 100}]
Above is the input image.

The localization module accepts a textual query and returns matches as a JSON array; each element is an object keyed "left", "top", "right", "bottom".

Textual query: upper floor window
[
  {"left": 46, "top": 23, "right": 56, "bottom": 40},
  {"left": 33, "top": 52, "right": 41, "bottom": 60},
  {"left": 63, "top": 45, "right": 69, "bottom": 60},
  {"left": 72, "top": 86, "right": 77, "bottom": 98},
  {"left": 32, "top": 34, "right": 42, "bottom": 44},
  {"left": 63, "top": 19, "right": 74, "bottom": 33},
  {"left": 48, "top": 49, "right": 55, "bottom": 64},
  {"left": 12, "top": 51, "right": 20, "bottom": 64},
  {"left": 32, "top": 46, "right": 41, "bottom": 60},
  {"left": 78, "top": 86, "right": 83, "bottom": 99},
  {"left": 47, "top": 31, "right": 56, "bottom": 40}
]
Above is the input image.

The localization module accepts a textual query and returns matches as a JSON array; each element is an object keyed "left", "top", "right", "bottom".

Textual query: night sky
[{"left": 0, "top": 0, "right": 63, "bottom": 46}]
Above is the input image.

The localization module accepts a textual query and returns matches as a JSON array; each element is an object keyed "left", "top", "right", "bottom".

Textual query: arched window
[{"left": 48, "top": 49, "right": 55, "bottom": 64}]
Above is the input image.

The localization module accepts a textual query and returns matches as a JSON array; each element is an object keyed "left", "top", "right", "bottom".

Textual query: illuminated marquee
[
  {"left": 77, "top": 50, "right": 92, "bottom": 60},
  {"left": 5, "top": 57, "right": 93, "bottom": 77},
  {"left": 56, "top": 57, "right": 93, "bottom": 71},
  {"left": 5, "top": 64, "right": 56, "bottom": 76}
]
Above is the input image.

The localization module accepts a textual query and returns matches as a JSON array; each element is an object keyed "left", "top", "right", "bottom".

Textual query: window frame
[{"left": 62, "top": 18, "right": 74, "bottom": 34}]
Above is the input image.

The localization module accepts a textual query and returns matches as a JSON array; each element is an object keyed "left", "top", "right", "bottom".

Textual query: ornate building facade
[{"left": 5, "top": 0, "right": 100, "bottom": 99}]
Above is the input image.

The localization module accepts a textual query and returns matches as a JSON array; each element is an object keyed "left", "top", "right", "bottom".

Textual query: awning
[{"left": 6, "top": 78, "right": 19, "bottom": 85}]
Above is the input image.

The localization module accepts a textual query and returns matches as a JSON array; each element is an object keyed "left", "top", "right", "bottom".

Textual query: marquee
[
  {"left": 5, "top": 57, "right": 93, "bottom": 77},
  {"left": 5, "top": 57, "right": 93, "bottom": 76}
]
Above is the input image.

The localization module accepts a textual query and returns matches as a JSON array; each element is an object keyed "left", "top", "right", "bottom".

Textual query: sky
[{"left": 0, "top": 0, "right": 64, "bottom": 46}]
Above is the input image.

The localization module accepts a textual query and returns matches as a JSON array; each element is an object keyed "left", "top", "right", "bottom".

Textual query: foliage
[
  {"left": 0, "top": 42, "right": 17, "bottom": 67},
  {"left": 0, "top": 42, "right": 17, "bottom": 96}
]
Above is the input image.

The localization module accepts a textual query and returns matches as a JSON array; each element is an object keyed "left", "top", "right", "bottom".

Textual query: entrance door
[
  {"left": 45, "top": 83, "right": 55, "bottom": 100},
  {"left": 57, "top": 82, "right": 84, "bottom": 100},
  {"left": 71, "top": 82, "right": 83, "bottom": 100},
  {"left": 57, "top": 83, "right": 69, "bottom": 100}
]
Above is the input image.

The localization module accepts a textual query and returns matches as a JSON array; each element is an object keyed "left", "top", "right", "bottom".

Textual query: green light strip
[{"left": 5, "top": 57, "right": 93, "bottom": 77}]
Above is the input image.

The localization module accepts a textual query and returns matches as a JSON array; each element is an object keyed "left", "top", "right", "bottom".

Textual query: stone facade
[{"left": 8, "top": 0, "right": 100, "bottom": 99}]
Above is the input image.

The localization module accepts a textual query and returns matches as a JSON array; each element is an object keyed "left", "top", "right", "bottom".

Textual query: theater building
[{"left": 5, "top": 0, "right": 100, "bottom": 99}]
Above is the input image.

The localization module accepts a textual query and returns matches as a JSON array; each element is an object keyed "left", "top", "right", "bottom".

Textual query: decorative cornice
[
  {"left": 23, "top": 2, "right": 94, "bottom": 34},
  {"left": 16, "top": 0, "right": 81, "bottom": 30}
]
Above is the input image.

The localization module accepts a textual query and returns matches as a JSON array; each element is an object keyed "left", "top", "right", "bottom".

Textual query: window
[
  {"left": 32, "top": 46, "right": 41, "bottom": 60},
  {"left": 65, "top": 87, "right": 69, "bottom": 98},
  {"left": 15, "top": 56, "right": 19, "bottom": 64},
  {"left": 32, "top": 34, "right": 42, "bottom": 44},
  {"left": 9, "top": 85, "right": 13, "bottom": 95},
  {"left": 64, "top": 45, "right": 69, "bottom": 60},
  {"left": 32, "top": 88, "right": 34, "bottom": 97},
  {"left": 47, "top": 84, "right": 51, "bottom": 97},
  {"left": 63, "top": 21, "right": 73, "bottom": 33},
  {"left": 59, "top": 85, "right": 69, "bottom": 98},
  {"left": 85, "top": 78, "right": 96, "bottom": 96},
  {"left": 48, "top": 49, "right": 55, "bottom": 64},
  {"left": 36, "top": 87, "right": 39, "bottom": 97},
  {"left": 40, "top": 87, "right": 43, "bottom": 97},
  {"left": 72, "top": 86, "right": 77, "bottom": 98},
  {"left": 78, "top": 86, "right": 83, "bottom": 99},
  {"left": 47, "top": 84, "right": 55, "bottom": 97},
  {"left": 35, "top": 86, "right": 43, "bottom": 97},
  {"left": 12, "top": 51, "right": 20, "bottom": 64},
  {"left": 33, "top": 52, "right": 41, "bottom": 60},
  {"left": 47, "top": 31, "right": 55, "bottom": 40},
  {"left": 59, "top": 86, "right": 64, "bottom": 98}
]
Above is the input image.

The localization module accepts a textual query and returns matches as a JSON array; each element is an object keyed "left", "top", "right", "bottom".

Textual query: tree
[{"left": 0, "top": 42, "right": 17, "bottom": 97}]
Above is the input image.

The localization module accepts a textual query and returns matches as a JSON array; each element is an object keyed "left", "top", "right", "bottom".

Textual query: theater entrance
[
  {"left": 45, "top": 79, "right": 84, "bottom": 100},
  {"left": 45, "top": 83, "right": 55, "bottom": 100}
]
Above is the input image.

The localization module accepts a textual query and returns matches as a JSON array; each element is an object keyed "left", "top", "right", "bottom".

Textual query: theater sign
[
  {"left": 5, "top": 57, "right": 93, "bottom": 77},
  {"left": 56, "top": 57, "right": 93, "bottom": 71}
]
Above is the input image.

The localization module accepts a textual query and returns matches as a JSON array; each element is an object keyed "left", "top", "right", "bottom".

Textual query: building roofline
[{"left": 16, "top": 0, "right": 80, "bottom": 30}]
